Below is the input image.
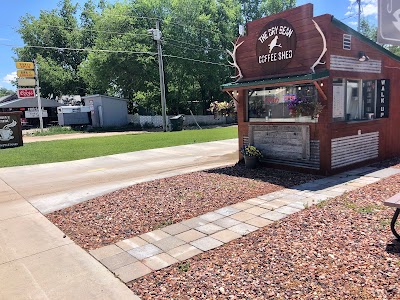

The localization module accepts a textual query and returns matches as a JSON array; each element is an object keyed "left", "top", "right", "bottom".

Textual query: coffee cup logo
[
  {"left": 0, "top": 120, "right": 16, "bottom": 141},
  {"left": 256, "top": 18, "right": 297, "bottom": 74}
]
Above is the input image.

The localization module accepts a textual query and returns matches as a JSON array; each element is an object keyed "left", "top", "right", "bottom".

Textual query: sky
[{"left": 0, "top": 0, "right": 379, "bottom": 92}]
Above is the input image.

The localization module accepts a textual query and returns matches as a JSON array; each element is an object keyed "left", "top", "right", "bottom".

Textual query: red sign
[{"left": 17, "top": 88, "right": 35, "bottom": 98}]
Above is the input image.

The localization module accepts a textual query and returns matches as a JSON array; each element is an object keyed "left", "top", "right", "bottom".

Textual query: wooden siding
[
  {"left": 330, "top": 55, "right": 382, "bottom": 73},
  {"left": 331, "top": 132, "right": 379, "bottom": 169},
  {"left": 236, "top": 4, "right": 332, "bottom": 81},
  {"left": 249, "top": 125, "right": 310, "bottom": 160}
]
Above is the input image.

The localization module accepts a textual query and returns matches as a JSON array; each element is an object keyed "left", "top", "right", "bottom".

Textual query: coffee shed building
[{"left": 222, "top": 4, "right": 400, "bottom": 175}]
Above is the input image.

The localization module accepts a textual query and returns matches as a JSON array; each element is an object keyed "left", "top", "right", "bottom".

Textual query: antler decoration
[
  {"left": 310, "top": 19, "right": 327, "bottom": 74},
  {"left": 227, "top": 38, "right": 244, "bottom": 82}
]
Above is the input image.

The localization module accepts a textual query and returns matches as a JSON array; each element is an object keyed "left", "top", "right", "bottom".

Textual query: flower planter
[{"left": 244, "top": 155, "right": 258, "bottom": 169}]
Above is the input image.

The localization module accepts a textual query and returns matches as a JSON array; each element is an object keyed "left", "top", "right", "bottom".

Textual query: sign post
[
  {"left": 33, "top": 60, "right": 44, "bottom": 132},
  {"left": 16, "top": 61, "right": 43, "bottom": 132}
]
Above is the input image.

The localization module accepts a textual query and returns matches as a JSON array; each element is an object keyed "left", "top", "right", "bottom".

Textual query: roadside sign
[
  {"left": 16, "top": 61, "right": 34, "bottom": 70},
  {"left": 17, "top": 88, "right": 35, "bottom": 98},
  {"left": 17, "top": 78, "right": 36, "bottom": 87},
  {"left": 378, "top": 0, "right": 400, "bottom": 45},
  {"left": 17, "top": 70, "right": 35, "bottom": 78}
]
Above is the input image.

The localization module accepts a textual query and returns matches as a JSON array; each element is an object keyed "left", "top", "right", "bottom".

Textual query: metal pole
[
  {"left": 156, "top": 20, "right": 167, "bottom": 132},
  {"left": 357, "top": 0, "right": 361, "bottom": 32},
  {"left": 34, "top": 60, "right": 44, "bottom": 132}
]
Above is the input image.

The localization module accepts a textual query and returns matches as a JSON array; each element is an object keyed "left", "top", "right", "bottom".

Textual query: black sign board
[
  {"left": 363, "top": 80, "right": 376, "bottom": 116},
  {"left": 256, "top": 18, "right": 297, "bottom": 74},
  {"left": 376, "top": 79, "right": 390, "bottom": 118},
  {"left": 0, "top": 112, "right": 23, "bottom": 149}
]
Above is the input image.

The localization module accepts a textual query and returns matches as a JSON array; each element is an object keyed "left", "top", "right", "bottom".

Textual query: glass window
[
  {"left": 247, "top": 84, "right": 317, "bottom": 120},
  {"left": 346, "top": 80, "right": 361, "bottom": 120},
  {"left": 333, "top": 79, "right": 376, "bottom": 122}
]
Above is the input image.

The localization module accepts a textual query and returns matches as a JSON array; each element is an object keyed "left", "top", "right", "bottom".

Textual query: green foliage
[
  {"left": 0, "top": 127, "right": 237, "bottom": 167},
  {"left": 16, "top": 0, "right": 101, "bottom": 97},
  {"left": 261, "top": 0, "right": 296, "bottom": 16},
  {"left": 31, "top": 126, "right": 78, "bottom": 136},
  {"left": 359, "top": 17, "right": 400, "bottom": 57},
  {"left": 208, "top": 100, "right": 235, "bottom": 117},
  {"left": 178, "top": 261, "right": 190, "bottom": 272},
  {"left": 0, "top": 88, "right": 15, "bottom": 97},
  {"left": 240, "top": 145, "right": 263, "bottom": 157}
]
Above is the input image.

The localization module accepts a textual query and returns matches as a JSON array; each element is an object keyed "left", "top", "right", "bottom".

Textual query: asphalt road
[{"left": 0, "top": 139, "right": 238, "bottom": 214}]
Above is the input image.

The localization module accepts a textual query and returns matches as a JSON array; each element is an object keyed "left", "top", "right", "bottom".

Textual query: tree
[
  {"left": 359, "top": 17, "right": 400, "bottom": 57},
  {"left": 261, "top": 0, "right": 296, "bottom": 16},
  {"left": 15, "top": 0, "right": 102, "bottom": 97},
  {"left": 0, "top": 88, "right": 15, "bottom": 97}
]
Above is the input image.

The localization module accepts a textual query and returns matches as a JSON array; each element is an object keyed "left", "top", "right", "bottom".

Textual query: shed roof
[
  {"left": 221, "top": 70, "right": 330, "bottom": 91},
  {"left": 0, "top": 97, "right": 62, "bottom": 108},
  {"left": 0, "top": 94, "right": 17, "bottom": 103},
  {"left": 82, "top": 94, "right": 129, "bottom": 102}
]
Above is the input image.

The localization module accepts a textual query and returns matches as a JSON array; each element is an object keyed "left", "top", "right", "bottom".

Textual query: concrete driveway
[
  {"left": 0, "top": 138, "right": 238, "bottom": 299},
  {"left": 1, "top": 139, "right": 238, "bottom": 214}
]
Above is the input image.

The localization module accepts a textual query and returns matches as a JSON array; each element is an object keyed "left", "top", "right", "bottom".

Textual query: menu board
[
  {"left": 333, "top": 83, "right": 345, "bottom": 118},
  {"left": 363, "top": 80, "right": 375, "bottom": 116}
]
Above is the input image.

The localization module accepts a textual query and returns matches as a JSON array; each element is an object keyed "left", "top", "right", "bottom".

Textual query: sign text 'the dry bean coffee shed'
[{"left": 256, "top": 19, "right": 297, "bottom": 74}]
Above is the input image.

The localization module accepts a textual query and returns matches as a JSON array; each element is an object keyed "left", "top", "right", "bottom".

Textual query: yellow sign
[
  {"left": 17, "top": 70, "right": 35, "bottom": 78},
  {"left": 16, "top": 61, "right": 35, "bottom": 70}
]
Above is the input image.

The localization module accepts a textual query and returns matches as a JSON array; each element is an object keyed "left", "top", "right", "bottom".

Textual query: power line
[
  {"left": 162, "top": 37, "right": 225, "bottom": 52},
  {"left": 0, "top": 43, "right": 157, "bottom": 55},
  {"left": 0, "top": 43, "right": 233, "bottom": 67},
  {"left": 0, "top": 23, "right": 151, "bottom": 37},
  {"left": 163, "top": 54, "right": 231, "bottom": 67}
]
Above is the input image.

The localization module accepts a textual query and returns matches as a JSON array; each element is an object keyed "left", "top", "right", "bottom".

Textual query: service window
[{"left": 247, "top": 83, "right": 318, "bottom": 121}]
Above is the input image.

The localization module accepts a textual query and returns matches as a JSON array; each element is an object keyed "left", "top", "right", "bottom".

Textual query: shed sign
[
  {"left": 376, "top": 79, "right": 390, "bottom": 118},
  {"left": 256, "top": 18, "right": 297, "bottom": 74}
]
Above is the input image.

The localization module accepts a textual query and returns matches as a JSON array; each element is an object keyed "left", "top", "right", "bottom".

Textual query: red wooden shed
[{"left": 222, "top": 3, "right": 400, "bottom": 175}]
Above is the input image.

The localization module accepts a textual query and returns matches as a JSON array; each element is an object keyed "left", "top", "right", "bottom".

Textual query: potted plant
[
  {"left": 240, "top": 145, "right": 263, "bottom": 169},
  {"left": 287, "top": 97, "right": 324, "bottom": 119}
]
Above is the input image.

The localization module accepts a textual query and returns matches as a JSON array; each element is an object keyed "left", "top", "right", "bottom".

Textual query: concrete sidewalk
[
  {"left": 0, "top": 178, "right": 139, "bottom": 300},
  {"left": 0, "top": 139, "right": 238, "bottom": 300}
]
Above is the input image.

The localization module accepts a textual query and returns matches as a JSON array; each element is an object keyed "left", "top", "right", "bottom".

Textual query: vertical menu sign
[
  {"left": 376, "top": 79, "right": 390, "bottom": 118},
  {"left": 363, "top": 80, "right": 375, "bottom": 115}
]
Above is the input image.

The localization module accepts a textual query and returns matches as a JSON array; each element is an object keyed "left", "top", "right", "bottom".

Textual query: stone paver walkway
[{"left": 89, "top": 166, "right": 400, "bottom": 284}]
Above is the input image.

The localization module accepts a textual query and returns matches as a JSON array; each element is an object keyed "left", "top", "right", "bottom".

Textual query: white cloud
[
  {"left": 348, "top": 21, "right": 358, "bottom": 27},
  {"left": 2, "top": 71, "right": 17, "bottom": 84},
  {"left": 346, "top": 0, "right": 377, "bottom": 18}
]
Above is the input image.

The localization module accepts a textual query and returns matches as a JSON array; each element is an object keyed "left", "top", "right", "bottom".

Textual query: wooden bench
[{"left": 384, "top": 193, "right": 400, "bottom": 239}]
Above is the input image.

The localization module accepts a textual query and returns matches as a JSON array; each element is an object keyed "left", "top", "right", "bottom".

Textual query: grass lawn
[{"left": 0, "top": 127, "right": 237, "bottom": 168}]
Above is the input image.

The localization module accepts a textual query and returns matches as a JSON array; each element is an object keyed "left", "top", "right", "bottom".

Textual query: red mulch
[
  {"left": 46, "top": 165, "right": 320, "bottom": 250},
  {"left": 128, "top": 173, "right": 400, "bottom": 299}
]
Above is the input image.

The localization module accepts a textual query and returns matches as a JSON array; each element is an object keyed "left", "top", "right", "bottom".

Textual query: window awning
[{"left": 221, "top": 69, "right": 330, "bottom": 91}]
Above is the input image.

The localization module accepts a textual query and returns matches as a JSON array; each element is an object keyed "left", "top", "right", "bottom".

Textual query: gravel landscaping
[
  {"left": 46, "top": 164, "right": 321, "bottom": 250},
  {"left": 46, "top": 158, "right": 400, "bottom": 299},
  {"left": 127, "top": 170, "right": 400, "bottom": 299}
]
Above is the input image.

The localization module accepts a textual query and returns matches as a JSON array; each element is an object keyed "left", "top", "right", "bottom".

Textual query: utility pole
[
  {"left": 34, "top": 60, "right": 44, "bottom": 132},
  {"left": 357, "top": 0, "right": 361, "bottom": 32},
  {"left": 150, "top": 21, "right": 167, "bottom": 132}
]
